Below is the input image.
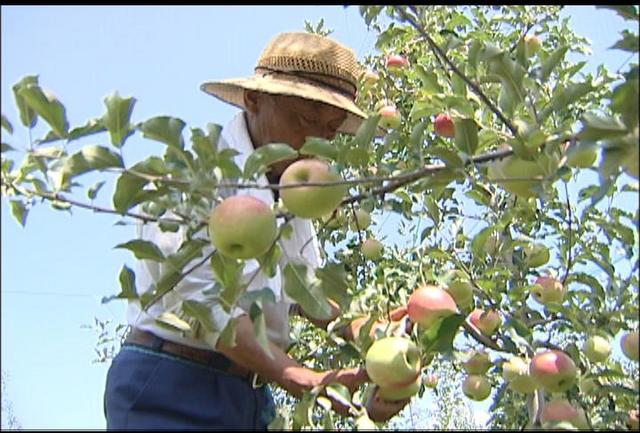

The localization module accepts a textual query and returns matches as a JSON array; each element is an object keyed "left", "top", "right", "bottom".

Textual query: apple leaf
[
  {"left": 578, "top": 113, "right": 628, "bottom": 142},
  {"left": 610, "top": 29, "right": 639, "bottom": 53},
  {"left": 353, "top": 113, "right": 380, "bottom": 148},
  {"left": 112, "top": 171, "right": 150, "bottom": 214},
  {"left": 138, "top": 116, "right": 186, "bottom": 149},
  {"left": 67, "top": 117, "right": 107, "bottom": 142},
  {"left": 102, "top": 91, "right": 136, "bottom": 147},
  {"left": 1, "top": 114, "right": 13, "bottom": 134},
  {"left": 9, "top": 200, "right": 28, "bottom": 227},
  {"left": 315, "top": 262, "right": 350, "bottom": 310},
  {"left": 12, "top": 75, "right": 38, "bottom": 128},
  {"left": 102, "top": 264, "right": 138, "bottom": 303},
  {"left": 61, "top": 145, "right": 124, "bottom": 183},
  {"left": 421, "top": 314, "right": 465, "bottom": 353},
  {"left": 453, "top": 118, "right": 479, "bottom": 156},
  {"left": 325, "top": 383, "right": 352, "bottom": 408},
  {"left": 114, "top": 239, "right": 166, "bottom": 262},
  {"left": 87, "top": 180, "right": 106, "bottom": 200},
  {"left": 210, "top": 252, "right": 243, "bottom": 289},
  {"left": 243, "top": 142, "right": 298, "bottom": 178},
  {"left": 191, "top": 123, "right": 222, "bottom": 164},
  {"left": 218, "top": 319, "right": 238, "bottom": 349},
  {"left": 156, "top": 311, "right": 192, "bottom": 332},
  {"left": 249, "top": 302, "right": 274, "bottom": 359},
  {"left": 18, "top": 83, "right": 69, "bottom": 138},
  {"left": 596, "top": 5, "right": 639, "bottom": 21},
  {"left": 283, "top": 263, "right": 334, "bottom": 321},
  {"left": 257, "top": 244, "right": 282, "bottom": 278},
  {"left": 299, "top": 137, "right": 339, "bottom": 160},
  {"left": 540, "top": 45, "right": 569, "bottom": 82},
  {"left": 182, "top": 299, "right": 217, "bottom": 333}
]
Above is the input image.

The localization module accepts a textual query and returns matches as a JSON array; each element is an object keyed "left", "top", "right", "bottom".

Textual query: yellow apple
[
  {"left": 462, "top": 375, "right": 491, "bottom": 401},
  {"left": 365, "top": 336, "right": 421, "bottom": 389},
  {"left": 361, "top": 238, "right": 384, "bottom": 260},
  {"left": 582, "top": 335, "right": 611, "bottom": 363},
  {"left": 621, "top": 331, "right": 639, "bottom": 362}
]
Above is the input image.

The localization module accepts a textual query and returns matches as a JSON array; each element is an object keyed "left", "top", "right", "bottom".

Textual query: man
[{"left": 104, "top": 31, "right": 409, "bottom": 430}]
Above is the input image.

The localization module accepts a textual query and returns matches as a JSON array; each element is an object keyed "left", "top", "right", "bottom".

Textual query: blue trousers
[{"left": 104, "top": 344, "right": 276, "bottom": 430}]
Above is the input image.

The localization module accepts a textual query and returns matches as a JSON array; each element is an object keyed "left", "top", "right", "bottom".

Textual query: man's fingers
[{"left": 389, "top": 305, "right": 408, "bottom": 321}]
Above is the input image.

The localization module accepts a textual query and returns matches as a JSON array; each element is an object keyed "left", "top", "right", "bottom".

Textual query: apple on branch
[
  {"left": 445, "top": 270, "right": 474, "bottom": 310},
  {"left": 422, "top": 373, "right": 438, "bottom": 389},
  {"left": 350, "top": 208, "right": 372, "bottom": 231},
  {"left": 462, "top": 350, "right": 492, "bottom": 375},
  {"left": 462, "top": 375, "right": 492, "bottom": 401},
  {"left": 540, "top": 399, "right": 589, "bottom": 430},
  {"left": 208, "top": 195, "right": 277, "bottom": 259},
  {"left": 531, "top": 275, "right": 565, "bottom": 306},
  {"left": 279, "top": 158, "right": 347, "bottom": 219},
  {"left": 365, "top": 336, "right": 422, "bottom": 401},
  {"left": 501, "top": 357, "right": 538, "bottom": 394},
  {"left": 378, "top": 104, "right": 402, "bottom": 130},
  {"left": 486, "top": 155, "right": 547, "bottom": 198},
  {"left": 524, "top": 35, "right": 542, "bottom": 57},
  {"left": 529, "top": 350, "right": 577, "bottom": 393},
  {"left": 620, "top": 331, "right": 639, "bottom": 362},
  {"left": 523, "top": 243, "right": 550, "bottom": 268},
  {"left": 385, "top": 53, "right": 410, "bottom": 74},
  {"left": 434, "top": 113, "right": 455, "bottom": 138},
  {"left": 361, "top": 238, "right": 384, "bottom": 261},
  {"left": 582, "top": 335, "right": 612, "bottom": 363},
  {"left": 407, "top": 284, "right": 459, "bottom": 330},
  {"left": 468, "top": 308, "right": 502, "bottom": 337}
]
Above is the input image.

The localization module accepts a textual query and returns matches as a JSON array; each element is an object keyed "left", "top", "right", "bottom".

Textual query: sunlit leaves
[{"left": 103, "top": 92, "right": 136, "bottom": 147}]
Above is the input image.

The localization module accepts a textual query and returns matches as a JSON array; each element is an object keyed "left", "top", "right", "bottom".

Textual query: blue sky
[{"left": 1, "top": 5, "right": 635, "bottom": 430}]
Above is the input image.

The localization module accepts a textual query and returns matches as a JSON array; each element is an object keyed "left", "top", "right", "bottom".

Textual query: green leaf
[
  {"left": 109, "top": 264, "right": 138, "bottom": 301},
  {"left": 453, "top": 118, "right": 479, "bottom": 155},
  {"left": 315, "top": 262, "right": 350, "bottom": 309},
  {"left": 114, "top": 239, "right": 166, "bottom": 262},
  {"left": 257, "top": 244, "right": 282, "bottom": 279},
  {"left": 61, "top": 145, "right": 124, "bottom": 183},
  {"left": 191, "top": 123, "right": 222, "bottom": 163},
  {"left": 156, "top": 312, "right": 192, "bottom": 332},
  {"left": 354, "top": 113, "right": 380, "bottom": 147},
  {"left": 611, "top": 29, "right": 639, "bottom": 52},
  {"left": 210, "top": 252, "right": 243, "bottom": 289},
  {"left": 218, "top": 319, "right": 238, "bottom": 349},
  {"left": 243, "top": 142, "right": 298, "bottom": 178},
  {"left": 421, "top": 314, "right": 465, "bottom": 353},
  {"left": 1, "top": 143, "right": 15, "bottom": 153},
  {"left": 539, "top": 82, "right": 595, "bottom": 122},
  {"left": 87, "top": 180, "right": 106, "bottom": 200},
  {"left": 1, "top": 114, "right": 13, "bottom": 134},
  {"left": 9, "top": 200, "right": 28, "bottom": 227},
  {"left": 425, "top": 146, "right": 464, "bottom": 168},
  {"left": 182, "top": 300, "right": 217, "bottom": 333},
  {"left": 112, "top": 172, "right": 149, "bottom": 214},
  {"left": 325, "top": 383, "right": 352, "bottom": 408},
  {"left": 471, "top": 225, "right": 498, "bottom": 257},
  {"left": 488, "top": 53, "right": 525, "bottom": 107},
  {"left": 610, "top": 78, "right": 639, "bottom": 129},
  {"left": 578, "top": 113, "right": 628, "bottom": 142},
  {"left": 415, "top": 65, "right": 443, "bottom": 94},
  {"left": 12, "top": 75, "right": 38, "bottom": 128},
  {"left": 103, "top": 92, "right": 136, "bottom": 147},
  {"left": 138, "top": 116, "right": 186, "bottom": 149},
  {"left": 17, "top": 84, "right": 69, "bottom": 138},
  {"left": 68, "top": 118, "right": 107, "bottom": 142},
  {"left": 283, "top": 263, "right": 333, "bottom": 321},
  {"left": 299, "top": 137, "right": 338, "bottom": 160},
  {"left": 249, "top": 303, "right": 274, "bottom": 359},
  {"left": 596, "top": 5, "right": 639, "bottom": 22},
  {"left": 540, "top": 45, "right": 569, "bottom": 82}
]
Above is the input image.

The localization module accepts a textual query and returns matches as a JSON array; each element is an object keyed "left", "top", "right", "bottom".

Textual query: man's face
[{"left": 246, "top": 91, "right": 348, "bottom": 176}]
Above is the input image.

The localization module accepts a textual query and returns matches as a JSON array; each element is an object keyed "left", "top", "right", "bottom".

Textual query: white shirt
[{"left": 127, "top": 112, "right": 322, "bottom": 351}]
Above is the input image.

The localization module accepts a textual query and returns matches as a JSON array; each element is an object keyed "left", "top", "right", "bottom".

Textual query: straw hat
[{"left": 200, "top": 32, "right": 369, "bottom": 136}]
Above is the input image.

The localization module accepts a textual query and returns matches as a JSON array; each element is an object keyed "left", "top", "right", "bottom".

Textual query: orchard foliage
[{"left": 2, "top": 5, "right": 638, "bottom": 430}]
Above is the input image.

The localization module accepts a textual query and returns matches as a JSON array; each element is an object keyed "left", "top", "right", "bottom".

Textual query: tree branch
[{"left": 397, "top": 6, "right": 519, "bottom": 137}]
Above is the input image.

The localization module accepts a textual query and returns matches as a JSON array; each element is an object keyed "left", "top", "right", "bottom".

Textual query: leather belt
[{"left": 125, "top": 328, "right": 265, "bottom": 387}]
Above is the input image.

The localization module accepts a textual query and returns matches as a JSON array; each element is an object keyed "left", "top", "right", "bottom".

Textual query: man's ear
[{"left": 244, "top": 90, "right": 260, "bottom": 114}]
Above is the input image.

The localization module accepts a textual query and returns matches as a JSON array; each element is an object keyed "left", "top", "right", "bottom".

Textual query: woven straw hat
[{"left": 200, "top": 32, "right": 369, "bottom": 135}]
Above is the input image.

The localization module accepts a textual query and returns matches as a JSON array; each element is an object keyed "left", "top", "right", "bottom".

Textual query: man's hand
[{"left": 365, "top": 386, "right": 410, "bottom": 423}]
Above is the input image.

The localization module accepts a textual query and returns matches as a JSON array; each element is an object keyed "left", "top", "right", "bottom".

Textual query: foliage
[{"left": 2, "top": 5, "right": 638, "bottom": 431}]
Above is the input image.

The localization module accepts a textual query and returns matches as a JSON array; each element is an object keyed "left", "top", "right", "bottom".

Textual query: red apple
[
  {"left": 407, "top": 285, "right": 459, "bottom": 330},
  {"left": 208, "top": 195, "right": 277, "bottom": 259},
  {"left": 462, "top": 350, "right": 492, "bottom": 375},
  {"left": 530, "top": 350, "right": 577, "bottom": 393},
  {"left": 531, "top": 276, "right": 565, "bottom": 306},
  {"left": 378, "top": 104, "right": 402, "bottom": 130},
  {"left": 468, "top": 308, "right": 502, "bottom": 337},
  {"left": 385, "top": 54, "right": 409, "bottom": 71},
  {"left": 423, "top": 373, "right": 438, "bottom": 389},
  {"left": 434, "top": 113, "right": 455, "bottom": 138},
  {"left": 540, "top": 399, "right": 588, "bottom": 430}
]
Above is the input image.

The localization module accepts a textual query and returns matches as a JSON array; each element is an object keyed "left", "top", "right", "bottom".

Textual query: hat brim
[{"left": 201, "top": 74, "right": 385, "bottom": 137}]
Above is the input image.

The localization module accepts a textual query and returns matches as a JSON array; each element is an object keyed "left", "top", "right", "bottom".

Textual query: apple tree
[{"left": 1, "top": 5, "right": 638, "bottom": 431}]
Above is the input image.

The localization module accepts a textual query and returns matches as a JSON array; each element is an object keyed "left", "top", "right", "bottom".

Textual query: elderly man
[{"left": 104, "top": 31, "right": 409, "bottom": 430}]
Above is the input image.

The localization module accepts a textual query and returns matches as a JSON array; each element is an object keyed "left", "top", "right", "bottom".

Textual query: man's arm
[{"left": 215, "top": 314, "right": 367, "bottom": 415}]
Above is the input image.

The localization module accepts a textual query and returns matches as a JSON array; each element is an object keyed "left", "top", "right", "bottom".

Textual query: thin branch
[
  {"left": 398, "top": 6, "right": 519, "bottom": 137},
  {"left": 462, "top": 320, "right": 514, "bottom": 354},
  {"left": 562, "top": 181, "right": 573, "bottom": 285}
]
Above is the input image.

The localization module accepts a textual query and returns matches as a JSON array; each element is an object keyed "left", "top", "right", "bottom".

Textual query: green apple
[
  {"left": 365, "top": 336, "right": 422, "bottom": 389},
  {"left": 524, "top": 35, "right": 542, "bottom": 57},
  {"left": 540, "top": 399, "right": 589, "bottom": 430},
  {"left": 350, "top": 209, "right": 372, "bottom": 231},
  {"left": 468, "top": 308, "right": 502, "bottom": 337},
  {"left": 407, "top": 285, "right": 459, "bottom": 330},
  {"left": 462, "top": 375, "right": 492, "bottom": 401},
  {"left": 322, "top": 207, "right": 346, "bottom": 230},
  {"left": 579, "top": 377, "right": 599, "bottom": 394},
  {"left": 361, "top": 238, "right": 384, "bottom": 260},
  {"left": 621, "top": 331, "right": 639, "bottom": 362},
  {"left": 530, "top": 350, "right": 577, "bottom": 393},
  {"left": 463, "top": 350, "right": 492, "bottom": 375},
  {"left": 487, "top": 156, "right": 546, "bottom": 198},
  {"left": 378, "top": 374, "right": 421, "bottom": 401},
  {"left": 524, "top": 243, "right": 550, "bottom": 268},
  {"left": 279, "top": 158, "right": 347, "bottom": 219},
  {"left": 434, "top": 113, "right": 455, "bottom": 138},
  {"left": 208, "top": 195, "right": 277, "bottom": 259},
  {"left": 502, "top": 357, "right": 538, "bottom": 394},
  {"left": 582, "top": 335, "right": 611, "bottom": 363},
  {"left": 566, "top": 144, "right": 598, "bottom": 168},
  {"left": 378, "top": 104, "right": 402, "bottom": 130},
  {"left": 531, "top": 276, "right": 565, "bottom": 306},
  {"left": 445, "top": 270, "right": 474, "bottom": 309}
]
